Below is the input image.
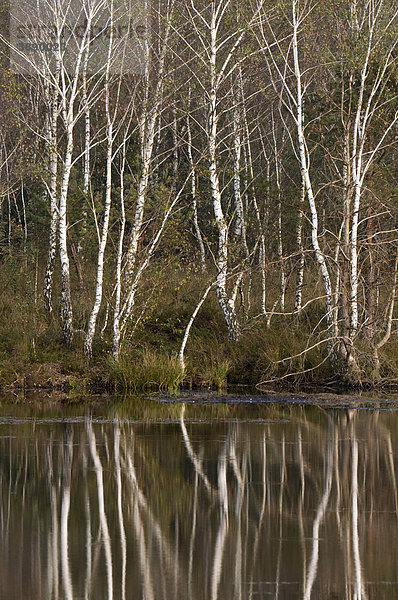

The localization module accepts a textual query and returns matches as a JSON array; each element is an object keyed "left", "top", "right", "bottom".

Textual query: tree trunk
[
  {"left": 208, "top": 5, "right": 240, "bottom": 341},
  {"left": 294, "top": 177, "right": 305, "bottom": 313},
  {"left": 59, "top": 121, "right": 74, "bottom": 346},
  {"left": 112, "top": 139, "right": 127, "bottom": 360},
  {"left": 84, "top": 12, "right": 114, "bottom": 357},
  {"left": 43, "top": 65, "right": 60, "bottom": 313},
  {"left": 187, "top": 106, "right": 206, "bottom": 272}
]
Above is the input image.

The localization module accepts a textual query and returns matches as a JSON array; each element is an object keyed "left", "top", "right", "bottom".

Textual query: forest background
[{"left": 0, "top": 0, "right": 396, "bottom": 393}]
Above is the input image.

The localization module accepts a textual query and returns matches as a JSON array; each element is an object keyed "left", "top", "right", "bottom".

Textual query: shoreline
[{"left": 1, "top": 358, "right": 398, "bottom": 401}]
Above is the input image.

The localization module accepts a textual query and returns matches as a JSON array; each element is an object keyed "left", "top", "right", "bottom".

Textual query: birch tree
[
  {"left": 84, "top": 0, "right": 131, "bottom": 356},
  {"left": 338, "top": 0, "right": 398, "bottom": 342},
  {"left": 119, "top": 0, "right": 176, "bottom": 328},
  {"left": 257, "top": 0, "right": 338, "bottom": 357},
  {"left": 182, "top": 0, "right": 264, "bottom": 341},
  {"left": 6, "top": 0, "right": 108, "bottom": 344}
]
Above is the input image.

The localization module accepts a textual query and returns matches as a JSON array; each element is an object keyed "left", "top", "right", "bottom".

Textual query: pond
[{"left": 0, "top": 394, "right": 397, "bottom": 599}]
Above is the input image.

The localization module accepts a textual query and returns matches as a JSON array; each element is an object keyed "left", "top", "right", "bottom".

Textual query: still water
[{"left": 0, "top": 397, "right": 397, "bottom": 599}]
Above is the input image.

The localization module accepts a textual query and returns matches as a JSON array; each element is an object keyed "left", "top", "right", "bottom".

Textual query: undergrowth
[{"left": 0, "top": 256, "right": 396, "bottom": 393}]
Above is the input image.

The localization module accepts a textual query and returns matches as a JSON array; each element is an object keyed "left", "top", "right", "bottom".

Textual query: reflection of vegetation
[{"left": 0, "top": 406, "right": 397, "bottom": 598}]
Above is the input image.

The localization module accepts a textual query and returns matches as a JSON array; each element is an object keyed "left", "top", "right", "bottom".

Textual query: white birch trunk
[
  {"left": 82, "top": 39, "right": 91, "bottom": 200},
  {"left": 123, "top": 2, "right": 174, "bottom": 317},
  {"left": 43, "top": 60, "right": 60, "bottom": 313},
  {"left": 86, "top": 423, "right": 113, "bottom": 600},
  {"left": 120, "top": 175, "right": 190, "bottom": 331},
  {"left": 84, "top": 3, "right": 114, "bottom": 357},
  {"left": 348, "top": 2, "right": 398, "bottom": 339},
  {"left": 179, "top": 282, "right": 215, "bottom": 371},
  {"left": 60, "top": 431, "right": 74, "bottom": 600},
  {"left": 57, "top": 3, "right": 95, "bottom": 345},
  {"left": 82, "top": 29, "right": 91, "bottom": 239},
  {"left": 208, "top": 4, "right": 240, "bottom": 341},
  {"left": 186, "top": 99, "right": 206, "bottom": 272},
  {"left": 349, "top": 48, "right": 368, "bottom": 338},
  {"left": 272, "top": 115, "right": 285, "bottom": 312},
  {"left": 59, "top": 118, "right": 74, "bottom": 346},
  {"left": 294, "top": 177, "right": 305, "bottom": 313},
  {"left": 112, "top": 138, "right": 127, "bottom": 360},
  {"left": 292, "top": 1, "right": 335, "bottom": 345},
  {"left": 232, "top": 101, "right": 250, "bottom": 272}
]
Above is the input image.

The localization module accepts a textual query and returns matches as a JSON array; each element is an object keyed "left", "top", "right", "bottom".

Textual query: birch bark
[
  {"left": 43, "top": 60, "right": 60, "bottom": 313},
  {"left": 84, "top": 0, "right": 115, "bottom": 356},
  {"left": 291, "top": 1, "right": 335, "bottom": 344},
  {"left": 186, "top": 100, "right": 206, "bottom": 272},
  {"left": 112, "top": 137, "right": 127, "bottom": 360},
  {"left": 121, "top": 1, "right": 175, "bottom": 328}
]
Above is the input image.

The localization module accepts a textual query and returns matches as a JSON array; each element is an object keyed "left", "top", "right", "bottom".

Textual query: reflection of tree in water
[{"left": 0, "top": 408, "right": 397, "bottom": 599}]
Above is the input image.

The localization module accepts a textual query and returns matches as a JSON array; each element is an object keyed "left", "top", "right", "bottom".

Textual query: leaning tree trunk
[
  {"left": 294, "top": 177, "right": 305, "bottom": 313},
  {"left": 372, "top": 253, "right": 398, "bottom": 379}
]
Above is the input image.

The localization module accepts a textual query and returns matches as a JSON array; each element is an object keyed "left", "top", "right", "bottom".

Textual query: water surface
[{"left": 0, "top": 396, "right": 397, "bottom": 599}]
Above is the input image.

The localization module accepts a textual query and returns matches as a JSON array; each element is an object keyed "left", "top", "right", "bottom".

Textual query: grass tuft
[{"left": 109, "top": 348, "right": 184, "bottom": 393}]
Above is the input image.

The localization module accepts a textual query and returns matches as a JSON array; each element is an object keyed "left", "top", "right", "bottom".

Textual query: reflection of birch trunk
[
  {"left": 188, "top": 470, "right": 199, "bottom": 599},
  {"left": 46, "top": 444, "right": 59, "bottom": 600},
  {"left": 114, "top": 424, "right": 127, "bottom": 600},
  {"left": 229, "top": 428, "right": 245, "bottom": 600},
  {"left": 123, "top": 437, "right": 176, "bottom": 573},
  {"left": 229, "top": 427, "right": 245, "bottom": 516},
  {"left": 303, "top": 439, "right": 333, "bottom": 600},
  {"left": 132, "top": 497, "right": 155, "bottom": 600},
  {"left": 180, "top": 405, "right": 214, "bottom": 494},
  {"left": 211, "top": 436, "right": 229, "bottom": 600},
  {"left": 86, "top": 422, "right": 113, "bottom": 600},
  {"left": 275, "top": 434, "right": 286, "bottom": 600},
  {"left": 351, "top": 432, "right": 367, "bottom": 600},
  {"left": 211, "top": 514, "right": 227, "bottom": 600},
  {"left": 248, "top": 433, "right": 267, "bottom": 600},
  {"left": 297, "top": 427, "right": 307, "bottom": 587},
  {"left": 384, "top": 432, "right": 398, "bottom": 515},
  {"left": 60, "top": 428, "right": 74, "bottom": 600},
  {"left": 82, "top": 449, "right": 92, "bottom": 600}
]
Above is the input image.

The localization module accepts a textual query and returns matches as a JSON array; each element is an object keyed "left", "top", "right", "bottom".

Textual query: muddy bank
[{"left": 151, "top": 389, "right": 398, "bottom": 409}]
